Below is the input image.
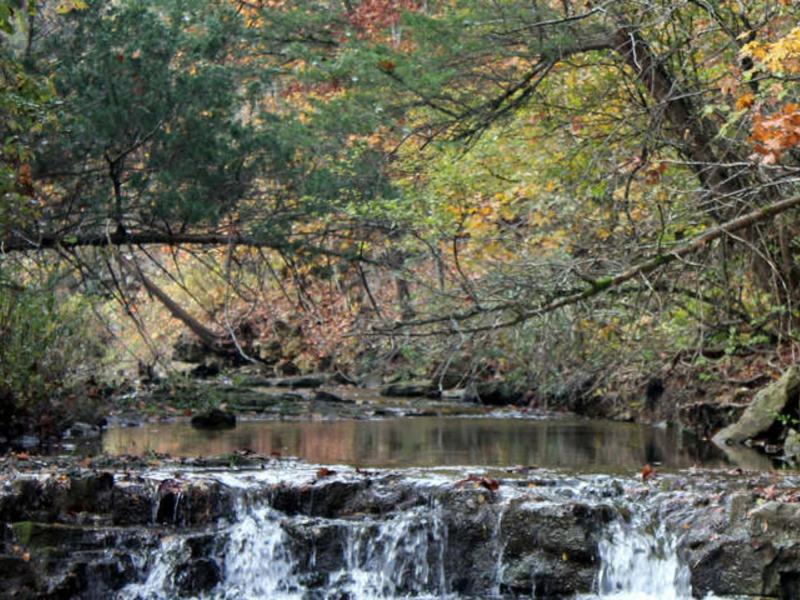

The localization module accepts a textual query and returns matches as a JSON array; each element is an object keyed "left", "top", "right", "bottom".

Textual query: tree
[
  {"left": 317, "top": 1, "right": 800, "bottom": 339},
  {"left": 1, "top": 0, "right": 401, "bottom": 355}
]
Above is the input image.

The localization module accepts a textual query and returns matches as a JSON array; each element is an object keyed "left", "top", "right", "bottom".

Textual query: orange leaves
[
  {"left": 15, "top": 164, "right": 34, "bottom": 196},
  {"left": 644, "top": 162, "right": 668, "bottom": 185},
  {"left": 750, "top": 104, "right": 800, "bottom": 164},
  {"left": 735, "top": 93, "right": 756, "bottom": 112},
  {"left": 348, "top": 0, "right": 420, "bottom": 38}
]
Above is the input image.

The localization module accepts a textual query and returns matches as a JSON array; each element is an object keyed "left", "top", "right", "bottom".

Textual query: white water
[
  {"left": 327, "top": 505, "right": 448, "bottom": 599},
  {"left": 222, "top": 506, "right": 304, "bottom": 599},
  {"left": 115, "top": 473, "right": 709, "bottom": 600},
  {"left": 589, "top": 517, "right": 692, "bottom": 600}
]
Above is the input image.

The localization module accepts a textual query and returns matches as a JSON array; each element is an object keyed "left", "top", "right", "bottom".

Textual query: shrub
[{"left": 0, "top": 280, "right": 102, "bottom": 436}]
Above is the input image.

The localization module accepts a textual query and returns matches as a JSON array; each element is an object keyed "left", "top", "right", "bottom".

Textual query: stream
[{"left": 2, "top": 413, "right": 797, "bottom": 599}]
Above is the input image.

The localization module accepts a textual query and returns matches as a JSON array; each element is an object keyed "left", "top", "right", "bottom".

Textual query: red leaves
[
  {"left": 377, "top": 59, "right": 396, "bottom": 74},
  {"left": 455, "top": 474, "right": 500, "bottom": 493},
  {"left": 316, "top": 467, "right": 337, "bottom": 480}
]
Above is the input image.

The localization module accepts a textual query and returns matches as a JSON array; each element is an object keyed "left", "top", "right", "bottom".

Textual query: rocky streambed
[{"left": 2, "top": 454, "right": 800, "bottom": 599}]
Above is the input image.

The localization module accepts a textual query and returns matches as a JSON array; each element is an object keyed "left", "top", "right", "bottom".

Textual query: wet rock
[
  {"left": 112, "top": 480, "right": 154, "bottom": 526},
  {"left": 499, "top": 500, "right": 610, "bottom": 595},
  {"left": 314, "top": 389, "right": 352, "bottom": 404},
  {"left": 714, "top": 366, "right": 800, "bottom": 445},
  {"left": 174, "top": 558, "right": 222, "bottom": 595},
  {"left": 273, "top": 374, "right": 328, "bottom": 388},
  {"left": 191, "top": 408, "right": 236, "bottom": 430},
  {"left": 65, "top": 421, "right": 101, "bottom": 439},
  {"left": 380, "top": 381, "right": 438, "bottom": 398},
  {"left": 689, "top": 537, "right": 775, "bottom": 597},
  {"left": 269, "top": 479, "right": 372, "bottom": 518},
  {"left": 0, "top": 555, "right": 37, "bottom": 595}
]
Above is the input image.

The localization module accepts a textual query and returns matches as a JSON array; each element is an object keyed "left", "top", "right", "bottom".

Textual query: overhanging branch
[{"left": 382, "top": 194, "right": 800, "bottom": 335}]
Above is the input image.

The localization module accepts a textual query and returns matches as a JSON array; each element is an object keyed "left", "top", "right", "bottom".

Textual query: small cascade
[
  {"left": 593, "top": 514, "right": 691, "bottom": 600},
  {"left": 109, "top": 470, "right": 740, "bottom": 600},
  {"left": 117, "top": 536, "right": 189, "bottom": 599},
  {"left": 329, "top": 504, "right": 448, "bottom": 598},
  {"left": 222, "top": 505, "right": 304, "bottom": 599}
]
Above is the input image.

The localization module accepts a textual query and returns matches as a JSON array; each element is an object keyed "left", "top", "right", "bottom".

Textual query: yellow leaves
[
  {"left": 742, "top": 27, "right": 800, "bottom": 74},
  {"left": 595, "top": 227, "right": 612, "bottom": 241},
  {"left": 56, "top": 0, "right": 88, "bottom": 14},
  {"left": 735, "top": 93, "right": 756, "bottom": 112},
  {"left": 538, "top": 229, "right": 567, "bottom": 250},
  {"left": 530, "top": 210, "right": 553, "bottom": 227}
]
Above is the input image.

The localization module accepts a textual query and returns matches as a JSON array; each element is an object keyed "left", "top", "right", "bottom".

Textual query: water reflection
[{"left": 102, "top": 417, "right": 732, "bottom": 472}]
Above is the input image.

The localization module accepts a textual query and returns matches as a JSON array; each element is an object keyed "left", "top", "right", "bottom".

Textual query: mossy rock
[{"left": 713, "top": 366, "right": 800, "bottom": 445}]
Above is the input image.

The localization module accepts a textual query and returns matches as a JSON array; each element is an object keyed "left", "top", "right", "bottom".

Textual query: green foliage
[
  {"left": 0, "top": 1, "right": 53, "bottom": 235},
  {"left": 0, "top": 278, "right": 100, "bottom": 414}
]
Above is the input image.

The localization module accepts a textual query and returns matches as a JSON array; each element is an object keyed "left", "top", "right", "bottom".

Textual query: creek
[{"left": 2, "top": 413, "right": 796, "bottom": 599}]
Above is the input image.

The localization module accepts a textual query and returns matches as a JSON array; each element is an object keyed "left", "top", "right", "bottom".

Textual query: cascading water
[
  {"left": 114, "top": 471, "right": 711, "bottom": 600},
  {"left": 327, "top": 504, "right": 448, "bottom": 599},
  {"left": 591, "top": 517, "right": 692, "bottom": 600},
  {"left": 222, "top": 505, "right": 304, "bottom": 599}
]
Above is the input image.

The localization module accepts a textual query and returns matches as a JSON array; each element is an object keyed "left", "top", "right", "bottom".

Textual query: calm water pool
[{"left": 102, "top": 416, "right": 732, "bottom": 471}]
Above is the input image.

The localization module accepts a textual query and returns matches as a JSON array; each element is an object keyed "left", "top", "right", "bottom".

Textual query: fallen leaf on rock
[{"left": 455, "top": 475, "right": 500, "bottom": 492}]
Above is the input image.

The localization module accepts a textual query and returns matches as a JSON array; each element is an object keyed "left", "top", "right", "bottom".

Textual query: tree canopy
[{"left": 4, "top": 0, "right": 800, "bottom": 398}]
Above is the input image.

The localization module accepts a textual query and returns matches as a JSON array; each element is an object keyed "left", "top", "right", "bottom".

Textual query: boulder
[
  {"left": 190, "top": 408, "right": 236, "bottom": 430},
  {"left": 713, "top": 366, "right": 800, "bottom": 445}
]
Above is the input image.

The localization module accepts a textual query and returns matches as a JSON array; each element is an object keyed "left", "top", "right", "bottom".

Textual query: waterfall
[
  {"left": 328, "top": 504, "right": 448, "bottom": 599},
  {"left": 593, "top": 517, "right": 692, "bottom": 600},
  {"left": 114, "top": 473, "right": 722, "bottom": 600},
  {"left": 222, "top": 506, "right": 304, "bottom": 599}
]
